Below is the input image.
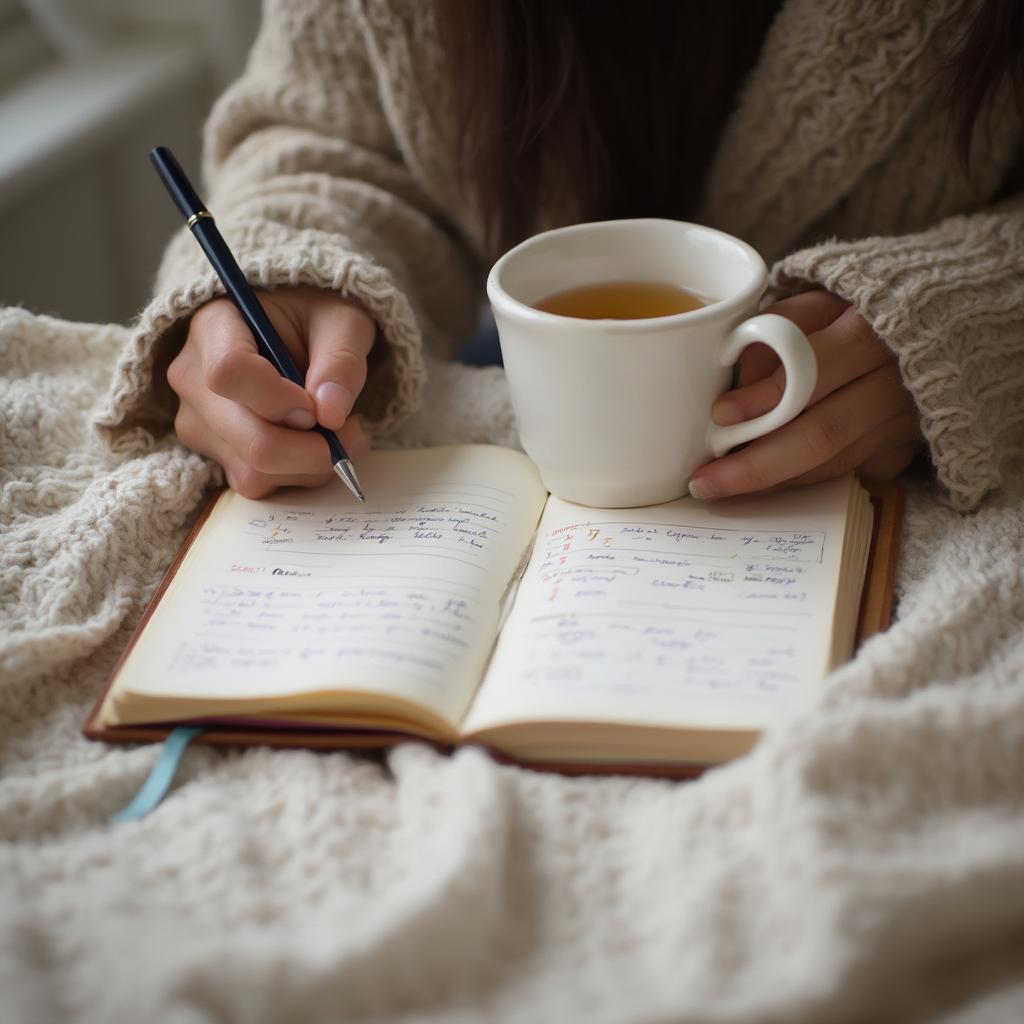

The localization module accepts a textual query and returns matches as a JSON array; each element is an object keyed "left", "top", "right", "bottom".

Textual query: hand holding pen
[{"left": 150, "top": 146, "right": 371, "bottom": 501}]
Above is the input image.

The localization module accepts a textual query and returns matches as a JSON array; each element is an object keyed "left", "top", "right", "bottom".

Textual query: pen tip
[{"left": 333, "top": 459, "right": 365, "bottom": 502}]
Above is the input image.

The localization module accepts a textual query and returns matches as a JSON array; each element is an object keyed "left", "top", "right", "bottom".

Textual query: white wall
[{"left": 0, "top": 1, "right": 260, "bottom": 325}]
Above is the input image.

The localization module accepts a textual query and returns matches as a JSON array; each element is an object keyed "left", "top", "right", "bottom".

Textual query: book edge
[
  {"left": 854, "top": 480, "right": 905, "bottom": 646},
  {"left": 82, "top": 487, "right": 227, "bottom": 741}
]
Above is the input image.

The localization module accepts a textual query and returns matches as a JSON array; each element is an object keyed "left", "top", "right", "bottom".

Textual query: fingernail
[
  {"left": 689, "top": 476, "right": 719, "bottom": 500},
  {"left": 283, "top": 408, "right": 316, "bottom": 429},
  {"left": 316, "top": 381, "right": 354, "bottom": 421}
]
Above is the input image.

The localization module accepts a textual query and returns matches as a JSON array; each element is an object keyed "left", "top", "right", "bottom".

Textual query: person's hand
[
  {"left": 688, "top": 290, "right": 925, "bottom": 500},
  {"left": 168, "top": 286, "right": 373, "bottom": 498}
]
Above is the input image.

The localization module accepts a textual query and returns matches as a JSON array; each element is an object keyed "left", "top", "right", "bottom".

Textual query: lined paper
[
  {"left": 113, "top": 447, "right": 547, "bottom": 728},
  {"left": 463, "top": 476, "right": 858, "bottom": 734}
]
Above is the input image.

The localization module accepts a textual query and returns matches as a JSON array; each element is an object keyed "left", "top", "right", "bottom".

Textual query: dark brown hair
[
  {"left": 948, "top": 0, "right": 1024, "bottom": 162},
  {"left": 440, "top": 0, "right": 782, "bottom": 254},
  {"left": 438, "top": 0, "right": 1024, "bottom": 255}
]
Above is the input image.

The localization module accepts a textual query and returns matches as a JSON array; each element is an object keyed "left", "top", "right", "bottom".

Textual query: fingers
[
  {"left": 753, "top": 417, "right": 924, "bottom": 495},
  {"left": 220, "top": 412, "right": 370, "bottom": 499},
  {"left": 183, "top": 298, "right": 318, "bottom": 428},
  {"left": 690, "top": 364, "right": 917, "bottom": 500},
  {"left": 180, "top": 292, "right": 376, "bottom": 432},
  {"left": 688, "top": 290, "right": 923, "bottom": 501},
  {"left": 731, "top": 292, "right": 849, "bottom": 390},
  {"left": 761, "top": 289, "right": 850, "bottom": 336},
  {"left": 167, "top": 290, "right": 376, "bottom": 501},
  {"left": 175, "top": 399, "right": 370, "bottom": 499},
  {"left": 736, "top": 342, "right": 780, "bottom": 388},
  {"left": 179, "top": 391, "right": 370, "bottom": 476},
  {"left": 714, "top": 304, "right": 888, "bottom": 427},
  {"left": 858, "top": 440, "right": 926, "bottom": 481},
  {"left": 304, "top": 296, "right": 376, "bottom": 430}
]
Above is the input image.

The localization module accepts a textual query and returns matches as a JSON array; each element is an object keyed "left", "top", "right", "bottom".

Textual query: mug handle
[{"left": 706, "top": 313, "right": 817, "bottom": 458}]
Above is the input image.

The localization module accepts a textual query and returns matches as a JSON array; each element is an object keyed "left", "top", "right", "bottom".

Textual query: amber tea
[{"left": 533, "top": 280, "right": 711, "bottom": 320}]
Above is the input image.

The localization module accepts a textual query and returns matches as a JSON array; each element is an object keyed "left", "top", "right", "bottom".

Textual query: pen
[{"left": 148, "top": 145, "right": 365, "bottom": 503}]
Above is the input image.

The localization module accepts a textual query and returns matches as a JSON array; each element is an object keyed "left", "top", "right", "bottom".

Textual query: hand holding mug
[{"left": 689, "top": 290, "right": 924, "bottom": 499}]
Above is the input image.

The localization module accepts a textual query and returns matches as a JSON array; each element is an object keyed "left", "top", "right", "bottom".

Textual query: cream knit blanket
[{"left": 2, "top": 306, "right": 1024, "bottom": 1024}]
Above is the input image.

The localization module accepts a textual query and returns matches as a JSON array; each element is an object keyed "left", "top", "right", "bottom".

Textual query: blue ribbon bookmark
[{"left": 111, "top": 726, "right": 206, "bottom": 823}]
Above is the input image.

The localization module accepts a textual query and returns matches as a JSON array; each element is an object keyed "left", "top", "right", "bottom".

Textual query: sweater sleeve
[
  {"left": 93, "top": 0, "right": 482, "bottom": 448},
  {"left": 770, "top": 193, "right": 1024, "bottom": 511}
]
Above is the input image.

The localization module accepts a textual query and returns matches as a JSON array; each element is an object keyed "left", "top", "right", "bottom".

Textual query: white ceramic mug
[{"left": 487, "top": 218, "right": 817, "bottom": 507}]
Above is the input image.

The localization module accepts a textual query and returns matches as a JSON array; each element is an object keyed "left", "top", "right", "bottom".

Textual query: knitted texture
[
  {"left": 5, "top": 0, "right": 1024, "bottom": 1017},
  {"left": 96, "top": 0, "right": 1024, "bottom": 512},
  {"left": 772, "top": 195, "right": 1024, "bottom": 511},
  {"left": 4, "top": 307, "right": 1024, "bottom": 1022}
]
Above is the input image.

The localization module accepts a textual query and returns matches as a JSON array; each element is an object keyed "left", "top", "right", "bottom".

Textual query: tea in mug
[{"left": 533, "top": 280, "right": 711, "bottom": 320}]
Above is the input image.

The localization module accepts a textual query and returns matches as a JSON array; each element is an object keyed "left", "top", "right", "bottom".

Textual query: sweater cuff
[
  {"left": 770, "top": 221, "right": 1024, "bottom": 512},
  {"left": 91, "top": 222, "right": 427, "bottom": 450}
]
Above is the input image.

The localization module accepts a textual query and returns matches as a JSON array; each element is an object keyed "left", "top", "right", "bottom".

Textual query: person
[{"left": 100, "top": 0, "right": 1024, "bottom": 511}]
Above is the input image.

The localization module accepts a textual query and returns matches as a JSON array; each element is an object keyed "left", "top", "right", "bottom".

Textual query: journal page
[
  {"left": 108, "top": 446, "right": 547, "bottom": 732},
  {"left": 463, "top": 475, "right": 865, "bottom": 736}
]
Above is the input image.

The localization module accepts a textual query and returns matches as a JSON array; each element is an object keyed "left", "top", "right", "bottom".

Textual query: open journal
[{"left": 85, "top": 445, "right": 901, "bottom": 774}]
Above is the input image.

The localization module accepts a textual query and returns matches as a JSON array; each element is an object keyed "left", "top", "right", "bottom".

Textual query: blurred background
[{"left": 0, "top": 0, "right": 260, "bottom": 325}]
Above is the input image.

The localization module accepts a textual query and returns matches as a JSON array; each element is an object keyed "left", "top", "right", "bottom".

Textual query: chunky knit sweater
[
  {"left": 5, "top": 3, "right": 1024, "bottom": 1019},
  {"left": 95, "top": 0, "right": 1023, "bottom": 509}
]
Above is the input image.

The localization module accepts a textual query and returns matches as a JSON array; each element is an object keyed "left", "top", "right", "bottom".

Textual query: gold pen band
[{"left": 186, "top": 210, "right": 214, "bottom": 228}]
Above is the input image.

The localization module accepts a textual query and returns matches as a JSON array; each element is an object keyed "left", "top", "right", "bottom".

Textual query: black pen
[{"left": 148, "top": 145, "right": 365, "bottom": 502}]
